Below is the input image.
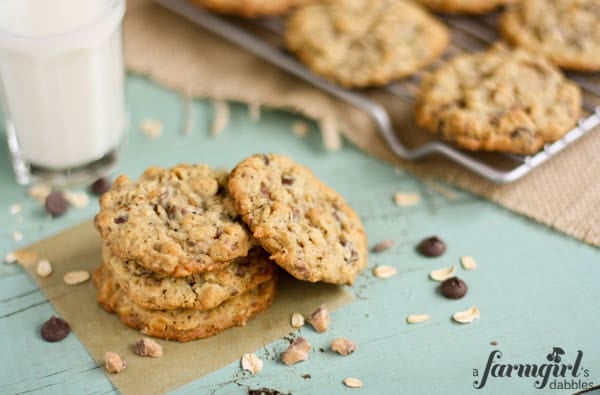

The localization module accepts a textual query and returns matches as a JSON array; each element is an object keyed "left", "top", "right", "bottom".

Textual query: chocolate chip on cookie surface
[{"left": 228, "top": 154, "right": 367, "bottom": 285}]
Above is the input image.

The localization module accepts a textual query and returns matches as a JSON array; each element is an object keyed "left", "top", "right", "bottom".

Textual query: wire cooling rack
[{"left": 155, "top": 0, "right": 600, "bottom": 183}]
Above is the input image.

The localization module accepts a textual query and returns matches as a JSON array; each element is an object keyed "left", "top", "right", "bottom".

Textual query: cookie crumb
[
  {"left": 343, "top": 377, "right": 363, "bottom": 388},
  {"left": 65, "top": 191, "right": 90, "bottom": 209},
  {"left": 490, "top": 340, "right": 498, "bottom": 346},
  {"left": 372, "top": 239, "right": 394, "bottom": 253},
  {"left": 308, "top": 304, "right": 329, "bottom": 333},
  {"left": 393, "top": 192, "right": 421, "bottom": 207},
  {"left": 331, "top": 337, "right": 357, "bottom": 356},
  {"left": 241, "top": 353, "right": 263, "bottom": 374},
  {"left": 452, "top": 306, "right": 480, "bottom": 324},
  {"left": 105, "top": 351, "right": 127, "bottom": 374},
  {"left": 10, "top": 204, "right": 22, "bottom": 215},
  {"left": 12, "top": 231, "right": 23, "bottom": 242},
  {"left": 290, "top": 312, "right": 305, "bottom": 328},
  {"left": 63, "top": 270, "right": 90, "bottom": 285},
  {"left": 373, "top": 265, "right": 397, "bottom": 279},
  {"left": 211, "top": 100, "right": 229, "bottom": 136},
  {"left": 460, "top": 255, "right": 477, "bottom": 270},
  {"left": 29, "top": 184, "right": 51, "bottom": 203},
  {"left": 429, "top": 265, "right": 456, "bottom": 282},
  {"left": 140, "top": 118, "right": 163, "bottom": 139},
  {"left": 4, "top": 252, "right": 17, "bottom": 264},
  {"left": 36, "top": 259, "right": 53, "bottom": 278},
  {"left": 292, "top": 121, "right": 308, "bottom": 137},
  {"left": 135, "top": 338, "right": 163, "bottom": 357},
  {"left": 281, "top": 336, "right": 311, "bottom": 365},
  {"left": 406, "top": 313, "right": 430, "bottom": 324}
]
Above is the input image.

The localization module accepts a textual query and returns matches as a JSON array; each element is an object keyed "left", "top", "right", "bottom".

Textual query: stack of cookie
[{"left": 93, "top": 155, "right": 368, "bottom": 342}]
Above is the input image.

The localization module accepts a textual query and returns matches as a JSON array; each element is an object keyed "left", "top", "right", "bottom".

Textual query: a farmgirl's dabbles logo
[{"left": 473, "top": 347, "right": 594, "bottom": 391}]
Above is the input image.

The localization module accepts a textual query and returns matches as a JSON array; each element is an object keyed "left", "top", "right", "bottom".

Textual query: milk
[{"left": 0, "top": 0, "right": 126, "bottom": 177}]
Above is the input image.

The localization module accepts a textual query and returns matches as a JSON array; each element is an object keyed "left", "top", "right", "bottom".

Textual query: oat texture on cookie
[
  {"left": 417, "top": 0, "right": 519, "bottom": 14},
  {"left": 414, "top": 43, "right": 581, "bottom": 155},
  {"left": 191, "top": 0, "right": 310, "bottom": 17},
  {"left": 229, "top": 154, "right": 368, "bottom": 285},
  {"left": 94, "top": 164, "right": 253, "bottom": 277},
  {"left": 285, "top": 0, "right": 449, "bottom": 88}
]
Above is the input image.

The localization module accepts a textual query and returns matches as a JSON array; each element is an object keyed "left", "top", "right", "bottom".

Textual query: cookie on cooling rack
[
  {"left": 191, "top": 0, "right": 310, "bottom": 17},
  {"left": 228, "top": 154, "right": 368, "bottom": 285},
  {"left": 500, "top": 0, "right": 600, "bottom": 71},
  {"left": 414, "top": 43, "right": 582, "bottom": 155},
  {"left": 417, "top": 0, "right": 519, "bottom": 14},
  {"left": 284, "top": 0, "right": 449, "bottom": 88}
]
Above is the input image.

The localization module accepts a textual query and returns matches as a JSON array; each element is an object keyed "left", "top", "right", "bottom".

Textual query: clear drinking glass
[{"left": 0, "top": 0, "right": 127, "bottom": 186}]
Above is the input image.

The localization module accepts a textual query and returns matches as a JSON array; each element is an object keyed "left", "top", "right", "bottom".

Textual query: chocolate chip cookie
[
  {"left": 285, "top": 0, "right": 449, "bottom": 88},
  {"left": 417, "top": 0, "right": 519, "bottom": 14},
  {"left": 229, "top": 154, "right": 368, "bottom": 285},
  {"left": 191, "top": 0, "right": 309, "bottom": 17},
  {"left": 94, "top": 264, "right": 277, "bottom": 342},
  {"left": 95, "top": 165, "right": 253, "bottom": 277},
  {"left": 414, "top": 43, "right": 581, "bottom": 154},
  {"left": 500, "top": 0, "right": 600, "bottom": 71},
  {"left": 103, "top": 245, "right": 277, "bottom": 311}
]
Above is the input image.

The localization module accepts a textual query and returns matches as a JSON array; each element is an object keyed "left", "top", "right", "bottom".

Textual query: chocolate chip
[
  {"left": 439, "top": 277, "right": 468, "bottom": 299},
  {"left": 114, "top": 215, "right": 128, "bottom": 224},
  {"left": 417, "top": 236, "right": 446, "bottom": 257},
  {"left": 90, "top": 177, "right": 112, "bottom": 196},
  {"left": 260, "top": 182, "right": 270, "bottom": 198},
  {"left": 41, "top": 316, "right": 70, "bottom": 342},
  {"left": 281, "top": 175, "right": 295, "bottom": 185},
  {"left": 262, "top": 155, "right": 270, "bottom": 165},
  {"left": 45, "top": 191, "right": 69, "bottom": 217}
]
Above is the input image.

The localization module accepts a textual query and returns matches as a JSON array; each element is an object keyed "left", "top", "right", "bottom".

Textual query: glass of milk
[{"left": 0, "top": 0, "right": 127, "bottom": 186}]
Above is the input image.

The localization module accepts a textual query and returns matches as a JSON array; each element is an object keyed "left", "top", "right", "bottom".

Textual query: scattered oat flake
[
  {"left": 10, "top": 204, "right": 22, "bottom": 215},
  {"left": 373, "top": 265, "right": 397, "bottom": 279},
  {"left": 461, "top": 256, "right": 477, "bottom": 271},
  {"left": 63, "top": 270, "right": 90, "bottom": 285},
  {"left": 292, "top": 121, "right": 308, "bottom": 137},
  {"left": 29, "top": 184, "right": 51, "bottom": 203},
  {"left": 211, "top": 100, "right": 229, "bottom": 136},
  {"left": 140, "top": 118, "right": 163, "bottom": 139},
  {"left": 430, "top": 265, "right": 456, "bottom": 282},
  {"left": 343, "top": 378, "right": 363, "bottom": 388},
  {"left": 290, "top": 312, "right": 305, "bottom": 328},
  {"left": 372, "top": 239, "right": 394, "bottom": 253},
  {"left": 12, "top": 231, "right": 23, "bottom": 242},
  {"left": 452, "top": 306, "right": 480, "bottom": 324},
  {"left": 4, "top": 252, "right": 17, "bottom": 264},
  {"left": 320, "top": 118, "right": 341, "bottom": 151},
  {"left": 13, "top": 250, "right": 40, "bottom": 265},
  {"left": 241, "top": 353, "right": 263, "bottom": 375},
  {"left": 248, "top": 102, "right": 261, "bottom": 122},
  {"left": 406, "top": 313, "right": 431, "bottom": 324},
  {"left": 394, "top": 192, "right": 421, "bottom": 207},
  {"left": 65, "top": 191, "right": 90, "bottom": 209},
  {"left": 36, "top": 259, "right": 53, "bottom": 278}
]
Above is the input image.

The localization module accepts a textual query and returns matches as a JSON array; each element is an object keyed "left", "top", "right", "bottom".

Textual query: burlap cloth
[{"left": 125, "top": 0, "right": 600, "bottom": 246}]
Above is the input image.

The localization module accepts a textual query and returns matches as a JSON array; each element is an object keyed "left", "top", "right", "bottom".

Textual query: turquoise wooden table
[{"left": 1, "top": 75, "right": 599, "bottom": 395}]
